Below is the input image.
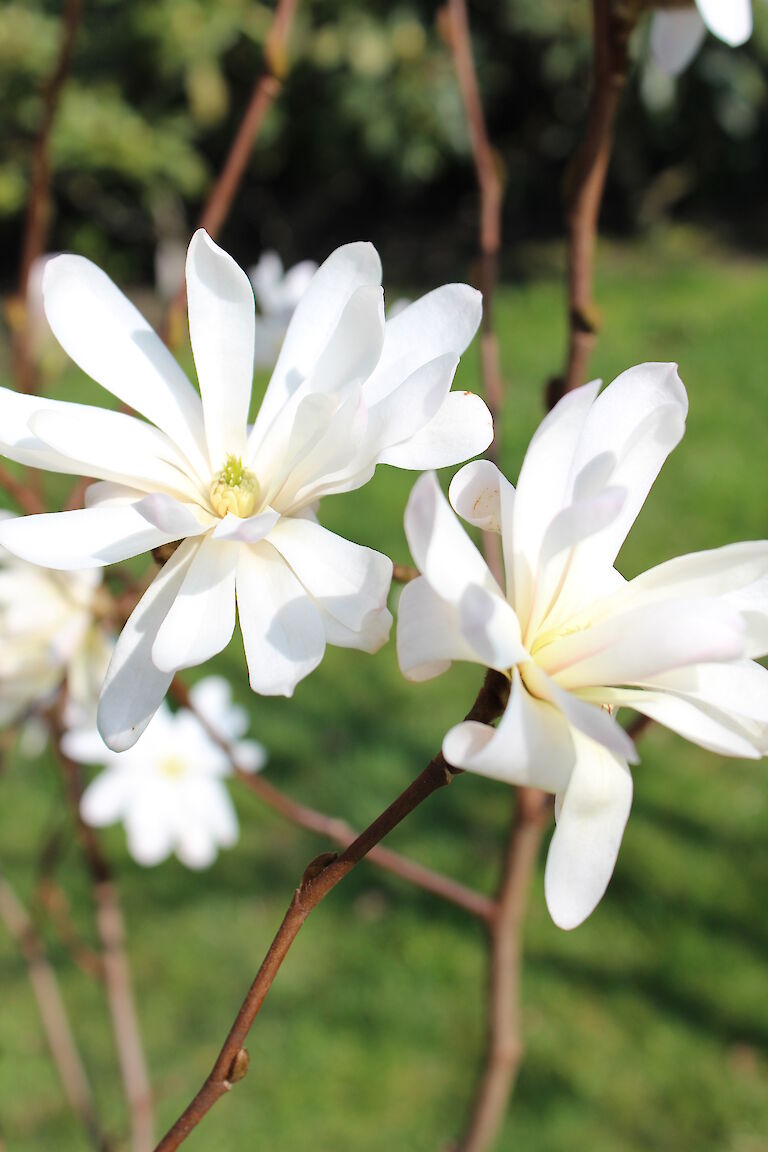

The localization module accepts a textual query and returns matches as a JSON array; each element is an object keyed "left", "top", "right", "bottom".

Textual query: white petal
[
  {"left": 151, "top": 535, "right": 238, "bottom": 673},
  {"left": 443, "top": 668, "right": 575, "bottom": 792},
  {"left": 397, "top": 576, "right": 484, "bottom": 681},
  {"left": 268, "top": 517, "right": 392, "bottom": 633},
  {"left": 380, "top": 391, "right": 492, "bottom": 470},
  {"left": 449, "top": 459, "right": 513, "bottom": 533},
  {"left": 540, "top": 598, "right": 745, "bottom": 690},
  {"left": 80, "top": 768, "right": 130, "bottom": 826},
  {"left": 697, "top": 0, "right": 752, "bottom": 46},
  {"left": 525, "top": 664, "right": 638, "bottom": 764},
  {"left": 232, "top": 739, "right": 267, "bottom": 773},
  {"left": 186, "top": 230, "right": 254, "bottom": 469},
  {"left": 211, "top": 508, "right": 280, "bottom": 542},
  {"left": 30, "top": 405, "right": 205, "bottom": 502},
  {"left": 0, "top": 388, "right": 111, "bottom": 476},
  {"left": 61, "top": 727, "right": 113, "bottom": 765},
  {"left": 251, "top": 242, "right": 382, "bottom": 442},
  {"left": 0, "top": 503, "right": 205, "bottom": 570},
  {"left": 97, "top": 540, "right": 199, "bottom": 751},
  {"left": 321, "top": 604, "right": 392, "bottom": 654},
  {"left": 188, "top": 675, "right": 248, "bottom": 740},
  {"left": 363, "top": 283, "right": 482, "bottom": 405},
  {"left": 309, "top": 284, "right": 385, "bottom": 393},
  {"left": 544, "top": 734, "right": 633, "bottom": 930},
  {"left": 403, "top": 473, "right": 525, "bottom": 668},
  {"left": 650, "top": 10, "right": 707, "bottom": 74},
  {"left": 369, "top": 353, "right": 459, "bottom": 457},
  {"left": 236, "top": 541, "right": 326, "bottom": 696},
  {"left": 42, "top": 254, "right": 208, "bottom": 475},
  {"left": 124, "top": 793, "right": 175, "bottom": 867}
]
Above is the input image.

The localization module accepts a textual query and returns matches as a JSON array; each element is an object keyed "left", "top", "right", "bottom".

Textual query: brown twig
[
  {"left": 56, "top": 742, "right": 155, "bottom": 1152},
  {"left": 548, "top": 0, "right": 636, "bottom": 406},
  {"left": 154, "top": 670, "right": 509, "bottom": 1152},
  {"left": 12, "top": 0, "right": 83, "bottom": 395},
  {"left": 163, "top": 0, "right": 299, "bottom": 346},
  {"left": 0, "top": 868, "right": 109, "bottom": 1151},
  {"left": 455, "top": 788, "right": 551, "bottom": 1152},
  {"left": 169, "top": 677, "right": 495, "bottom": 923},
  {"left": 34, "top": 823, "right": 105, "bottom": 981},
  {"left": 0, "top": 462, "right": 47, "bottom": 516},
  {"left": 444, "top": 0, "right": 505, "bottom": 585}
]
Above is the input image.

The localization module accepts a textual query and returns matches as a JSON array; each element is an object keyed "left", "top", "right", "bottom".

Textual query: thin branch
[
  {"left": 154, "top": 670, "right": 510, "bottom": 1152},
  {"left": 170, "top": 677, "right": 495, "bottom": 924},
  {"left": 0, "top": 462, "right": 47, "bottom": 516},
  {"left": 444, "top": 0, "right": 505, "bottom": 586},
  {"left": 13, "top": 0, "right": 83, "bottom": 395},
  {"left": 0, "top": 868, "right": 109, "bottom": 1151},
  {"left": 56, "top": 742, "right": 155, "bottom": 1152},
  {"left": 548, "top": 0, "right": 636, "bottom": 406},
  {"left": 455, "top": 788, "right": 551, "bottom": 1152},
  {"left": 163, "top": 0, "right": 299, "bottom": 345}
]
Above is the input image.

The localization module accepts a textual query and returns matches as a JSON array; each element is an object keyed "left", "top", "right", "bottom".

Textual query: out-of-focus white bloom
[
  {"left": 0, "top": 516, "right": 110, "bottom": 729},
  {"left": 248, "top": 251, "right": 318, "bottom": 368},
  {"left": 64, "top": 675, "right": 265, "bottom": 870},
  {"left": 397, "top": 363, "right": 768, "bottom": 930},
  {"left": 0, "top": 231, "right": 491, "bottom": 752},
  {"left": 650, "top": 0, "right": 752, "bottom": 75}
]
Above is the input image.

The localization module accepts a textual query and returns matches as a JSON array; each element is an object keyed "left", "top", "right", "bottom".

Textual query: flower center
[
  {"left": 159, "top": 756, "right": 187, "bottom": 779},
  {"left": 210, "top": 455, "right": 260, "bottom": 519}
]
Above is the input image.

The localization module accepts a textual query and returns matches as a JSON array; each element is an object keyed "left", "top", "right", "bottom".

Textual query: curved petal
[
  {"left": 380, "top": 391, "right": 492, "bottom": 470},
  {"left": 449, "top": 459, "right": 514, "bottom": 534},
  {"left": 544, "top": 733, "right": 633, "bottom": 930},
  {"left": 251, "top": 242, "right": 382, "bottom": 443},
  {"left": 321, "top": 603, "right": 392, "bottom": 654},
  {"left": 397, "top": 576, "right": 485, "bottom": 681},
  {"left": 309, "top": 284, "right": 385, "bottom": 394},
  {"left": 98, "top": 540, "right": 200, "bottom": 751},
  {"left": 188, "top": 675, "right": 248, "bottom": 741},
  {"left": 186, "top": 230, "right": 255, "bottom": 469},
  {"left": 151, "top": 535, "right": 238, "bottom": 673},
  {"left": 363, "top": 283, "right": 482, "bottom": 405},
  {"left": 650, "top": 9, "right": 707, "bottom": 74},
  {"left": 42, "top": 255, "right": 208, "bottom": 476},
  {"left": 540, "top": 597, "right": 746, "bottom": 690},
  {"left": 124, "top": 788, "right": 176, "bottom": 867},
  {"left": 211, "top": 508, "right": 280, "bottom": 542},
  {"left": 0, "top": 387, "right": 110, "bottom": 477},
  {"left": 30, "top": 405, "right": 205, "bottom": 502},
  {"left": 0, "top": 502, "right": 206, "bottom": 570},
  {"left": 697, "top": 0, "right": 752, "bottom": 46},
  {"left": 236, "top": 541, "right": 326, "bottom": 696},
  {"left": 443, "top": 668, "right": 575, "bottom": 791},
  {"left": 369, "top": 353, "right": 459, "bottom": 457},
  {"left": 268, "top": 517, "right": 392, "bottom": 633}
]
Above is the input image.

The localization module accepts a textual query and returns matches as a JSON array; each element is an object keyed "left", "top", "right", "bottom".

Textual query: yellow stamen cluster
[
  {"left": 159, "top": 756, "right": 187, "bottom": 779},
  {"left": 210, "top": 455, "right": 260, "bottom": 519}
]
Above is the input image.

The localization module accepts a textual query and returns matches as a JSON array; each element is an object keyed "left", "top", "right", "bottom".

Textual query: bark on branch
[{"left": 154, "top": 670, "right": 510, "bottom": 1152}]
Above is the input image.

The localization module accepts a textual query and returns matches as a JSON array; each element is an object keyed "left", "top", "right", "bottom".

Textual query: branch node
[
  {"left": 300, "top": 851, "right": 338, "bottom": 889},
  {"left": 225, "top": 1048, "right": 250, "bottom": 1087}
]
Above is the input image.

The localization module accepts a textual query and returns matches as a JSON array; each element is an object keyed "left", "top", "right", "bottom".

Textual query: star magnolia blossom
[
  {"left": 248, "top": 251, "right": 318, "bottom": 368},
  {"left": 651, "top": 0, "right": 752, "bottom": 75},
  {"left": 64, "top": 676, "right": 265, "bottom": 869},
  {"left": 0, "top": 231, "right": 491, "bottom": 751},
  {"left": 0, "top": 515, "right": 110, "bottom": 728},
  {"left": 397, "top": 363, "right": 768, "bottom": 930}
]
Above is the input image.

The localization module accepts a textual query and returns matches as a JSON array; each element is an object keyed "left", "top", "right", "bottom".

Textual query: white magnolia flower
[
  {"left": 397, "top": 363, "right": 768, "bottom": 930},
  {"left": 650, "top": 0, "right": 752, "bottom": 75},
  {"left": 64, "top": 676, "right": 265, "bottom": 869},
  {"left": 0, "top": 516, "right": 111, "bottom": 729},
  {"left": 248, "top": 251, "right": 318, "bottom": 367},
  {"left": 0, "top": 231, "right": 490, "bottom": 752}
]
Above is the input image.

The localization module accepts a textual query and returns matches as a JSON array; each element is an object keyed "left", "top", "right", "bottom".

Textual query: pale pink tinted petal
[
  {"left": 449, "top": 459, "right": 513, "bottom": 533},
  {"left": 650, "top": 9, "right": 707, "bottom": 74},
  {"left": 397, "top": 576, "right": 484, "bottom": 681}
]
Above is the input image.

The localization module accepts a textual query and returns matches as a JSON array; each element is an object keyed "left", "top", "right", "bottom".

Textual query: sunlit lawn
[{"left": 1, "top": 228, "right": 768, "bottom": 1151}]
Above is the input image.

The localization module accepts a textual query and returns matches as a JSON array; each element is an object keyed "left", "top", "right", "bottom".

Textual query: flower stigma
[{"left": 210, "top": 455, "right": 260, "bottom": 519}]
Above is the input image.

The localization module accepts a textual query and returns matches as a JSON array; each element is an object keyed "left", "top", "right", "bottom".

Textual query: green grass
[{"left": 2, "top": 228, "right": 768, "bottom": 1151}]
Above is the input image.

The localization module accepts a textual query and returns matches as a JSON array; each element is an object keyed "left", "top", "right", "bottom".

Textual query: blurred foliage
[{"left": 1, "top": 0, "right": 768, "bottom": 283}]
